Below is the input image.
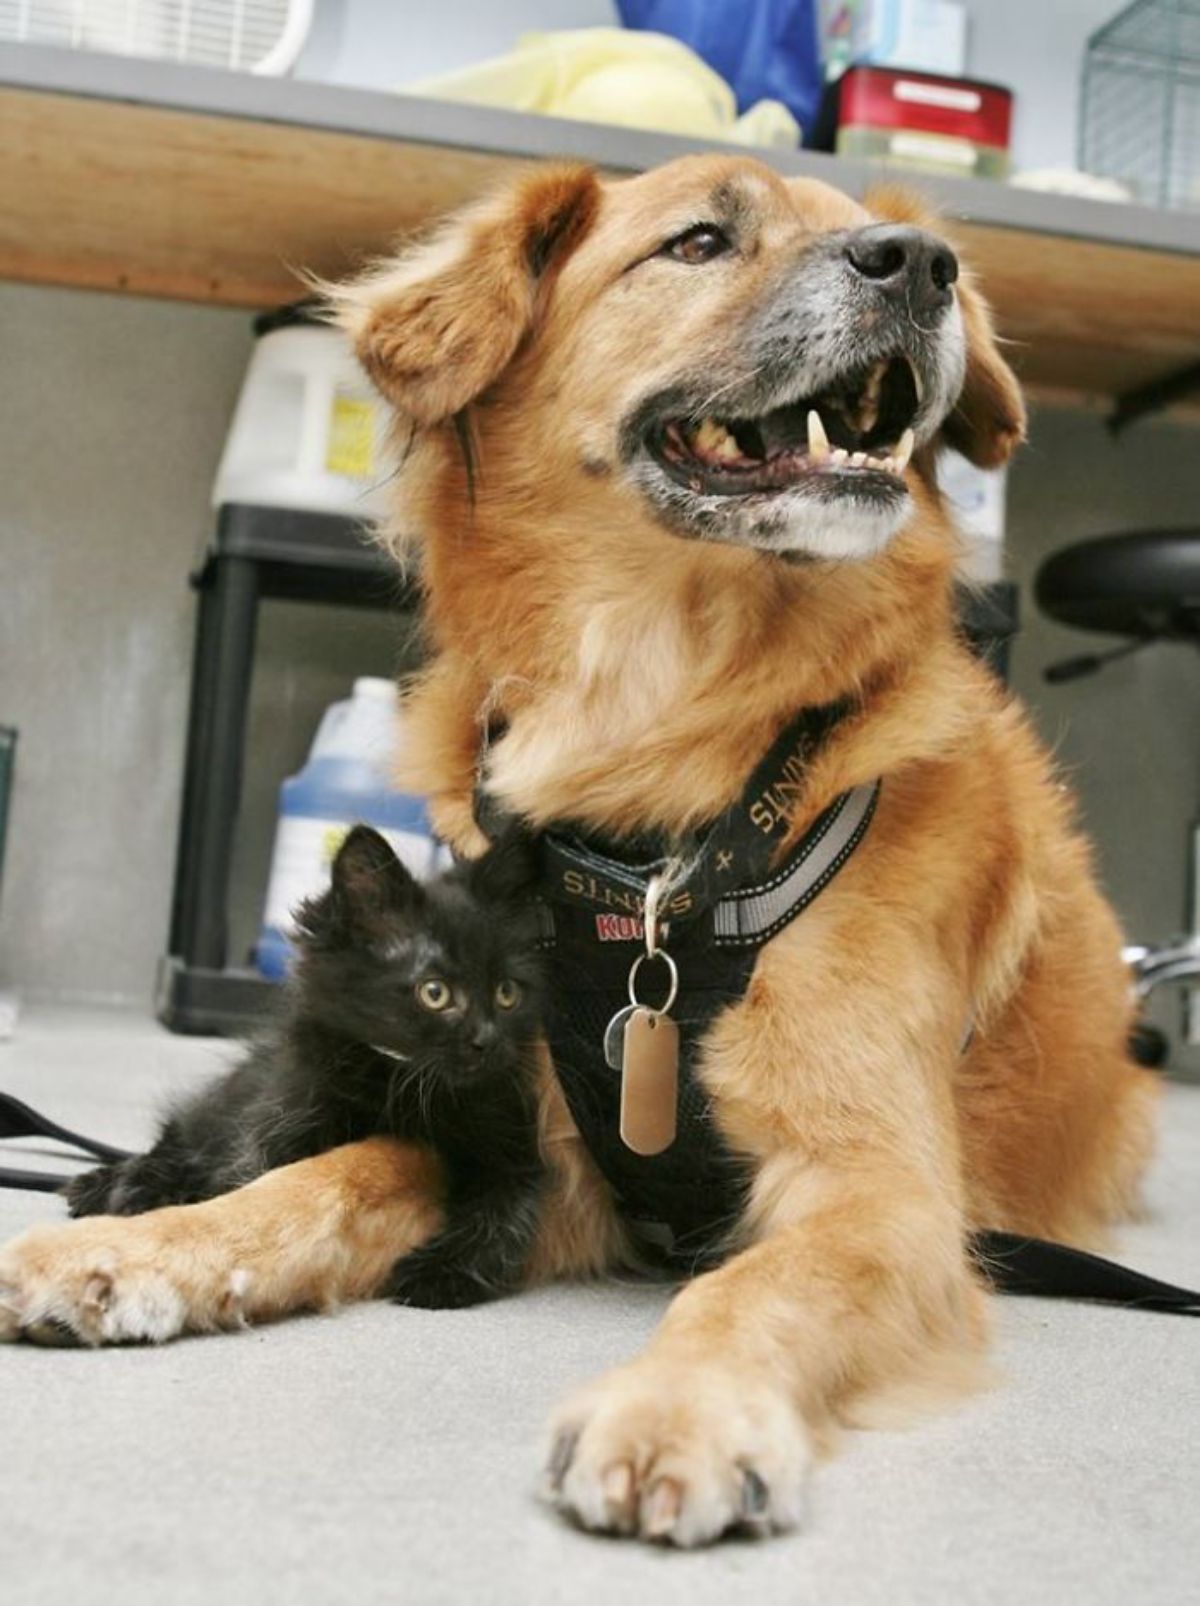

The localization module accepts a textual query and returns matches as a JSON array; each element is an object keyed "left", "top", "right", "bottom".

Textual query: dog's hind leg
[{"left": 0, "top": 1138, "right": 443, "bottom": 1346}]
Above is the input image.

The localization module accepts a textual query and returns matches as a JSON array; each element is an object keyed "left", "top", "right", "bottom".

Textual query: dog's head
[{"left": 336, "top": 155, "right": 1023, "bottom": 564}]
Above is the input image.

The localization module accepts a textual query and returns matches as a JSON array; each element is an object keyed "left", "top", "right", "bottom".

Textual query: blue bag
[{"left": 617, "top": 0, "right": 825, "bottom": 132}]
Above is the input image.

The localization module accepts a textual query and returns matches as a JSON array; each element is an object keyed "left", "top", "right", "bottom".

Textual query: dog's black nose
[{"left": 844, "top": 225, "right": 959, "bottom": 312}]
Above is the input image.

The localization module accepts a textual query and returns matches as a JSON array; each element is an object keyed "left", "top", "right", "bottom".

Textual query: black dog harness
[{"left": 527, "top": 701, "right": 877, "bottom": 1270}]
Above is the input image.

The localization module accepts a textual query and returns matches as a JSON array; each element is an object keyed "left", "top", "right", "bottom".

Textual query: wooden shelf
[{"left": 3, "top": 43, "right": 1199, "bottom": 414}]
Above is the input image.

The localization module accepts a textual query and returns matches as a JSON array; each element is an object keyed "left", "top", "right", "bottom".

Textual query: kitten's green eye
[
  {"left": 495, "top": 979, "right": 522, "bottom": 1011},
  {"left": 417, "top": 979, "right": 453, "bottom": 1012}
]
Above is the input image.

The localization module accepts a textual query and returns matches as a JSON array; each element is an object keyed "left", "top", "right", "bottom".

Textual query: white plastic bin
[{"left": 213, "top": 304, "right": 388, "bottom": 518}]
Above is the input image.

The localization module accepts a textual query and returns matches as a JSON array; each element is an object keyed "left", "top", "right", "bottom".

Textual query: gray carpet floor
[{"left": 1, "top": 1005, "right": 1197, "bottom": 1605}]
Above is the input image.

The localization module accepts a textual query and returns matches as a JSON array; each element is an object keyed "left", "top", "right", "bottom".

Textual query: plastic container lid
[{"left": 352, "top": 677, "right": 399, "bottom": 701}]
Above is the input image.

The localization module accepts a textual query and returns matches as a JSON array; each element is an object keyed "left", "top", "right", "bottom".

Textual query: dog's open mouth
[{"left": 647, "top": 355, "right": 920, "bottom": 498}]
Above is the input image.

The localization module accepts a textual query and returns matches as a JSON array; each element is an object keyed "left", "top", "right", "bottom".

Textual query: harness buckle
[
  {"left": 643, "top": 873, "right": 666, "bottom": 957},
  {"left": 626, "top": 874, "right": 679, "bottom": 1014}
]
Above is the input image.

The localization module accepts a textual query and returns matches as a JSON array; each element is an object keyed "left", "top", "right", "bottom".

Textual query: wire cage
[{"left": 1080, "top": 0, "right": 1200, "bottom": 211}]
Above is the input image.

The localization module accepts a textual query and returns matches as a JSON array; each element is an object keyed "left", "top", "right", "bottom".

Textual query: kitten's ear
[
  {"left": 467, "top": 823, "right": 539, "bottom": 905},
  {"left": 302, "top": 825, "right": 422, "bottom": 942}
]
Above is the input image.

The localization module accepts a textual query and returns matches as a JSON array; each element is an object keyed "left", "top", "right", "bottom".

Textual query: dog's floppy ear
[
  {"left": 940, "top": 271, "right": 1026, "bottom": 468},
  {"left": 331, "top": 165, "right": 600, "bottom": 426},
  {"left": 867, "top": 186, "right": 1026, "bottom": 469}
]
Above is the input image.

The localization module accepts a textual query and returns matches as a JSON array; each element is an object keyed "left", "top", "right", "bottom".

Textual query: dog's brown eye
[
  {"left": 495, "top": 979, "right": 522, "bottom": 1011},
  {"left": 664, "top": 224, "right": 731, "bottom": 264},
  {"left": 417, "top": 979, "right": 452, "bottom": 1012}
]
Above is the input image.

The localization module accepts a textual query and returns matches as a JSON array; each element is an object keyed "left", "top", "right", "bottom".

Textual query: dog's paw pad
[{"left": 545, "top": 1360, "right": 812, "bottom": 1547}]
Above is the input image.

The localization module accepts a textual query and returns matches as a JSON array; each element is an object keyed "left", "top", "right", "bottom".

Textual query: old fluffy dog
[{"left": 0, "top": 156, "right": 1156, "bottom": 1548}]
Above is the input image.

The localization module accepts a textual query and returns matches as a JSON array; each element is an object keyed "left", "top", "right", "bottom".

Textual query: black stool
[
  {"left": 1035, "top": 527, "right": 1200, "bottom": 1051},
  {"left": 158, "top": 502, "right": 411, "bottom": 1036},
  {"left": 1037, "top": 527, "right": 1200, "bottom": 681}
]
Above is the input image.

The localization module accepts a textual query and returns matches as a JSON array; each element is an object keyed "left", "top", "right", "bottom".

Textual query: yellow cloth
[{"left": 402, "top": 28, "right": 801, "bottom": 148}]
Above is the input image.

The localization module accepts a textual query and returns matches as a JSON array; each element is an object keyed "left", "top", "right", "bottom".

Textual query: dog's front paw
[
  {"left": 543, "top": 1357, "right": 812, "bottom": 1547},
  {"left": 386, "top": 1254, "right": 493, "bottom": 1310},
  {"left": 0, "top": 1215, "right": 246, "bottom": 1347}
]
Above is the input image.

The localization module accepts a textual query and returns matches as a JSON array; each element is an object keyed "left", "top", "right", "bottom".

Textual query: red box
[{"left": 835, "top": 66, "right": 1013, "bottom": 179}]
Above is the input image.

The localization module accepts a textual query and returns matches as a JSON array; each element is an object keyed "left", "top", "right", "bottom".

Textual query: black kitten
[{"left": 68, "top": 826, "right": 546, "bottom": 1309}]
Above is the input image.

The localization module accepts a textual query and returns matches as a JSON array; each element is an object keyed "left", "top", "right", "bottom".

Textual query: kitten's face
[{"left": 294, "top": 827, "right": 543, "bottom": 1085}]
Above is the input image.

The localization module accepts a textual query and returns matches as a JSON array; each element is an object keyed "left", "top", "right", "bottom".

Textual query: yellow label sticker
[
  {"left": 321, "top": 823, "right": 351, "bottom": 865},
  {"left": 326, "top": 394, "right": 376, "bottom": 479}
]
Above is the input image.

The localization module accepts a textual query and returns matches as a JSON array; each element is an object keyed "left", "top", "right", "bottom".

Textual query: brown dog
[{"left": 0, "top": 156, "right": 1156, "bottom": 1548}]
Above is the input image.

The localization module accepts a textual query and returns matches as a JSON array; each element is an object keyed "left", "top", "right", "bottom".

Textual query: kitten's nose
[{"left": 470, "top": 1023, "right": 496, "bottom": 1053}]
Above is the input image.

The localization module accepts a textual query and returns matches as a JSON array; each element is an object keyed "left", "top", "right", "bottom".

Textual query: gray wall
[
  {"left": 1, "top": 282, "right": 1197, "bottom": 1066},
  {"left": 0, "top": 282, "right": 406, "bottom": 1006},
  {"left": 1005, "top": 407, "right": 1200, "bottom": 1074},
  {"left": 961, "top": 0, "right": 1122, "bottom": 175}
]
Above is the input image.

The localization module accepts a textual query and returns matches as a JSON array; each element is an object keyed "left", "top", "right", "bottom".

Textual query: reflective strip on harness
[{"left": 712, "top": 780, "right": 880, "bottom": 946}]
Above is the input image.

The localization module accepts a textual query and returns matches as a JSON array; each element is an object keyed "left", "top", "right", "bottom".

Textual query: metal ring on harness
[{"left": 627, "top": 950, "right": 679, "bottom": 1014}]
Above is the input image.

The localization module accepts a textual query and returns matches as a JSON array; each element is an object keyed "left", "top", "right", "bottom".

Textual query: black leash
[
  {"left": 974, "top": 1230, "right": 1200, "bottom": 1315},
  {"left": 0, "top": 1089, "right": 132, "bottom": 1193}
]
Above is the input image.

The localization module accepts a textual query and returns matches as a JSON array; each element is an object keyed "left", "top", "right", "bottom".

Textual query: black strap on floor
[
  {"left": 974, "top": 1229, "right": 1200, "bottom": 1315},
  {"left": 0, "top": 1090, "right": 131, "bottom": 1161},
  {"left": 0, "top": 1164, "right": 73, "bottom": 1193},
  {"left": 0, "top": 1089, "right": 132, "bottom": 1193}
]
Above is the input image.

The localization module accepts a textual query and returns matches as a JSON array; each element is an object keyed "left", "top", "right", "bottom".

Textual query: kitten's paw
[
  {"left": 543, "top": 1357, "right": 813, "bottom": 1547},
  {"left": 66, "top": 1163, "right": 121, "bottom": 1218},
  {"left": 386, "top": 1257, "right": 493, "bottom": 1310}
]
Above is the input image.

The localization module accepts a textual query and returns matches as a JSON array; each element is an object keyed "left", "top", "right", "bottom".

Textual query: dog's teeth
[
  {"left": 830, "top": 447, "right": 848, "bottom": 466},
  {"left": 895, "top": 428, "right": 915, "bottom": 471},
  {"left": 911, "top": 368, "right": 925, "bottom": 402},
  {"left": 806, "top": 409, "right": 829, "bottom": 460},
  {"left": 693, "top": 417, "right": 742, "bottom": 460},
  {"left": 858, "top": 365, "right": 884, "bottom": 431},
  {"left": 850, "top": 451, "right": 868, "bottom": 468}
]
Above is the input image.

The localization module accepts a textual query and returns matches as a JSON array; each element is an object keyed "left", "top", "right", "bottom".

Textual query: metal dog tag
[
  {"left": 619, "top": 1007, "right": 679, "bottom": 1156},
  {"left": 603, "top": 1004, "right": 638, "bottom": 1071}
]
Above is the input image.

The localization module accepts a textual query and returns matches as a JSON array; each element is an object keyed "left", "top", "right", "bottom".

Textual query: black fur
[{"left": 68, "top": 826, "right": 547, "bottom": 1309}]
